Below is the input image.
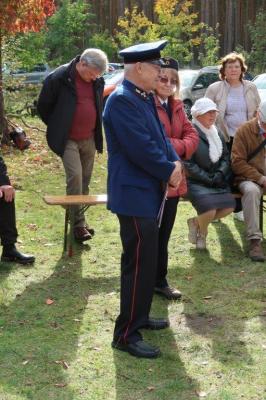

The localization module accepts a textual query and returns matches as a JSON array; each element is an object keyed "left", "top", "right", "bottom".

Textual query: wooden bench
[
  {"left": 43, "top": 194, "right": 107, "bottom": 256},
  {"left": 43, "top": 192, "right": 264, "bottom": 257}
]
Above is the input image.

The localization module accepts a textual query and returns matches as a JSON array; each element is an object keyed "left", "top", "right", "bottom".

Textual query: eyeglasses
[{"left": 160, "top": 76, "right": 177, "bottom": 85}]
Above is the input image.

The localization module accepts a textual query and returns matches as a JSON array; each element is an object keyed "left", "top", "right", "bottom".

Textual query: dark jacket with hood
[{"left": 37, "top": 56, "right": 104, "bottom": 157}]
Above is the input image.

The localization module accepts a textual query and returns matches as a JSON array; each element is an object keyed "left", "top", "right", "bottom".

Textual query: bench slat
[{"left": 43, "top": 194, "right": 107, "bottom": 206}]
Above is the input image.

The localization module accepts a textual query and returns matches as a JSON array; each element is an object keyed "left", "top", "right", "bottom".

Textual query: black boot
[{"left": 1, "top": 245, "right": 35, "bottom": 265}]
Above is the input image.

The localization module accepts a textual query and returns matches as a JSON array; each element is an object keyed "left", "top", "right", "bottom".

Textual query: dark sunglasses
[{"left": 160, "top": 76, "right": 177, "bottom": 85}]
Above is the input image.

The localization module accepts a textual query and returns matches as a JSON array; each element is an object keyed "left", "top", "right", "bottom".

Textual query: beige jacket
[
  {"left": 231, "top": 118, "right": 266, "bottom": 185},
  {"left": 205, "top": 80, "right": 261, "bottom": 142}
]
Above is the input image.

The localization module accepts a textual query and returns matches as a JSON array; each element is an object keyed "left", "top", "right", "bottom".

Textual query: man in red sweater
[{"left": 38, "top": 49, "right": 108, "bottom": 242}]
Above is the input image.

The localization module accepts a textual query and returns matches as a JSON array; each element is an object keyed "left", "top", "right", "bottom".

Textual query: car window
[
  {"left": 207, "top": 72, "right": 220, "bottom": 84},
  {"left": 31, "top": 65, "right": 47, "bottom": 72},
  {"left": 179, "top": 70, "right": 198, "bottom": 88},
  {"left": 194, "top": 72, "right": 220, "bottom": 88},
  {"left": 105, "top": 71, "right": 124, "bottom": 85},
  {"left": 194, "top": 74, "right": 210, "bottom": 88}
]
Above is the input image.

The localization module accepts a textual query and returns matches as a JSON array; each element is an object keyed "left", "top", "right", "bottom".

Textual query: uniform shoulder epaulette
[{"left": 135, "top": 88, "right": 148, "bottom": 99}]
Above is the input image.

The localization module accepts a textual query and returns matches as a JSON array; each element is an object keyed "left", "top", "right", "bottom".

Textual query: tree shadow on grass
[
  {"left": 0, "top": 248, "right": 118, "bottom": 400},
  {"left": 232, "top": 217, "right": 248, "bottom": 252},
  {"left": 212, "top": 219, "right": 247, "bottom": 264},
  {"left": 183, "top": 248, "right": 254, "bottom": 368},
  {"left": 113, "top": 295, "right": 200, "bottom": 400}
]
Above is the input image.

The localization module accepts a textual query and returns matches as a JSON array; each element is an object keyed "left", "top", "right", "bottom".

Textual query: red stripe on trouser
[{"left": 123, "top": 217, "right": 141, "bottom": 342}]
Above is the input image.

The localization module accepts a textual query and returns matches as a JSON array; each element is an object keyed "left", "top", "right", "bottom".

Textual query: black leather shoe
[
  {"left": 1, "top": 247, "right": 35, "bottom": 265},
  {"left": 85, "top": 225, "right": 95, "bottom": 236},
  {"left": 144, "top": 318, "right": 169, "bottom": 330},
  {"left": 74, "top": 227, "right": 92, "bottom": 242},
  {"left": 154, "top": 286, "right": 182, "bottom": 300},
  {"left": 111, "top": 340, "right": 160, "bottom": 358}
]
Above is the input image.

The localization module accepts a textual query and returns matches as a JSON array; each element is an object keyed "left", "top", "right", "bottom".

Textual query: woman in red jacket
[{"left": 154, "top": 57, "right": 199, "bottom": 300}]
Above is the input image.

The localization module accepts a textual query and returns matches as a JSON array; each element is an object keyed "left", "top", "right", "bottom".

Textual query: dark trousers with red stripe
[
  {"left": 156, "top": 197, "right": 179, "bottom": 288},
  {"left": 0, "top": 198, "right": 18, "bottom": 247},
  {"left": 114, "top": 215, "right": 159, "bottom": 344}
]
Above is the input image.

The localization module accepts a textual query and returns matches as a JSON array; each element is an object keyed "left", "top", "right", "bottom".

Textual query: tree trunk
[{"left": 0, "top": 31, "right": 9, "bottom": 145}]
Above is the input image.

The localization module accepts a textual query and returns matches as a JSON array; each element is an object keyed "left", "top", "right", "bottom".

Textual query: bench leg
[
  {"left": 260, "top": 196, "right": 264, "bottom": 236},
  {"left": 64, "top": 208, "right": 69, "bottom": 253},
  {"left": 68, "top": 206, "right": 75, "bottom": 257}
]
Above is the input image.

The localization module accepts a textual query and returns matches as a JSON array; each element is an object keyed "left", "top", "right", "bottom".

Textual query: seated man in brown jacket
[{"left": 231, "top": 100, "right": 266, "bottom": 262}]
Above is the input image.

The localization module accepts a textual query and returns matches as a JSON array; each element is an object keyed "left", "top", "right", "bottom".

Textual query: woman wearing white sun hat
[{"left": 184, "top": 98, "right": 235, "bottom": 250}]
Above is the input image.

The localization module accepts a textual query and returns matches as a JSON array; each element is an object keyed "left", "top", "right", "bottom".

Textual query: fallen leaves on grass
[
  {"left": 46, "top": 298, "right": 54, "bottom": 305},
  {"left": 55, "top": 360, "right": 69, "bottom": 369},
  {"left": 147, "top": 386, "right": 155, "bottom": 391},
  {"left": 54, "top": 383, "right": 67, "bottom": 388},
  {"left": 27, "top": 223, "right": 38, "bottom": 230},
  {"left": 196, "top": 391, "right": 207, "bottom": 398}
]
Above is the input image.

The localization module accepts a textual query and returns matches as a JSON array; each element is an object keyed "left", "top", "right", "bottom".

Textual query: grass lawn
[{"left": 0, "top": 118, "right": 265, "bottom": 400}]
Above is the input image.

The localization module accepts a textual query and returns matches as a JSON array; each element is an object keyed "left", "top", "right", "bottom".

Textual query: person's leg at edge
[
  {"left": 155, "top": 197, "right": 182, "bottom": 300},
  {"left": 0, "top": 198, "right": 35, "bottom": 264}
]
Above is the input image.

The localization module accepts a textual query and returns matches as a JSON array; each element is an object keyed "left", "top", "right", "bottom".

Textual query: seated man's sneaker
[
  {"left": 74, "top": 227, "right": 92, "bottom": 242},
  {"left": 154, "top": 286, "right": 182, "bottom": 300},
  {"left": 234, "top": 210, "right": 245, "bottom": 222},
  {"left": 111, "top": 340, "right": 160, "bottom": 358},
  {"left": 249, "top": 239, "right": 266, "bottom": 262},
  {"left": 1, "top": 245, "right": 35, "bottom": 265},
  {"left": 144, "top": 318, "right": 169, "bottom": 330}
]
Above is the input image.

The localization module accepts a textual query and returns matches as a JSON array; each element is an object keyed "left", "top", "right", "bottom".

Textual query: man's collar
[
  {"left": 158, "top": 96, "right": 168, "bottom": 105},
  {"left": 123, "top": 79, "right": 152, "bottom": 100}
]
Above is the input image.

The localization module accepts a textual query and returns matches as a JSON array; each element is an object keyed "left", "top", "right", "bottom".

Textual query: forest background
[
  {"left": 1, "top": 0, "right": 266, "bottom": 142},
  {"left": 1, "top": 0, "right": 266, "bottom": 78}
]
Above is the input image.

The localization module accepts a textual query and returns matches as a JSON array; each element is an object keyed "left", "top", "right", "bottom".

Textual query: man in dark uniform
[
  {"left": 0, "top": 155, "right": 35, "bottom": 264},
  {"left": 103, "top": 40, "right": 182, "bottom": 358}
]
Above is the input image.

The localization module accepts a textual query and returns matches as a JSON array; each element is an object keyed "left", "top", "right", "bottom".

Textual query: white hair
[{"left": 80, "top": 48, "right": 108, "bottom": 74}]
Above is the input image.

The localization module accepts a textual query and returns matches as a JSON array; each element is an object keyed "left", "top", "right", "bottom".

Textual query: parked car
[
  {"left": 4, "top": 63, "right": 52, "bottom": 86},
  {"left": 103, "top": 65, "right": 254, "bottom": 116},
  {"left": 252, "top": 73, "right": 266, "bottom": 102},
  {"left": 179, "top": 67, "right": 220, "bottom": 117},
  {"left": 108, "top": 62, "right": 123, "bottom": 71},
  {"left": 103, "top": 66, "right": 220, "bottom": 116},
  {"left": 103, "top": 70, "right": 124, "bottom": 105},
  {"left": 179, "top": 66, "right": 253, "bottom": 117}
]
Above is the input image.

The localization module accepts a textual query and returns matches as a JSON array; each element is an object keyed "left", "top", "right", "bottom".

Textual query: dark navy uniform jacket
[
  {"left": 103, "top": 79, "right": 179, "bottom": 218},
  {"left": 0, "top": 156, "right": 10, "bottom": 186}
]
